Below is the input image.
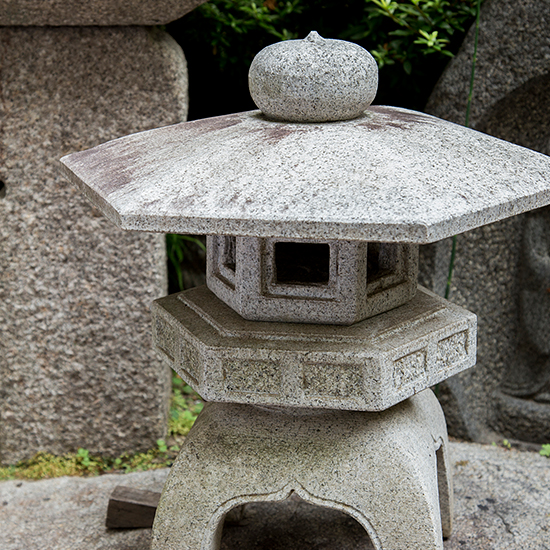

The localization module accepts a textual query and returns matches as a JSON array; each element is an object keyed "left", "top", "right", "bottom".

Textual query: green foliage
[
  {"left": 0, "top": 445, "right": 175, "bottom": 481},
  {"left": 169, "top": 0, "right": 481, "bottom": 115},
  {"left": 76, "top": 447, "right": 93, "bottom": 468},
  {"left": 0, "top": 453, "right": 85, "bottom": 480},
  {"left": 348, "top": 0, "right": 477, "bottom": 73},
  {"left": 540, "top": 444, "right": 550, "bottom": 458},
  {"left": 197, "top": 0, "right": 303, "bottom": 67},
  {"left": 186, "top": 0, "right": 476, "bottom": 70},
  {"left": 169, "top": 372, "right": 204, "bottom": 436},
  {"left": 166, "top": 234, "right": 206, "bottom": 292}
]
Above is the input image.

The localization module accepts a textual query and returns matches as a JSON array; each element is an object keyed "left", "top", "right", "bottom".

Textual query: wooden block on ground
[{"left": 106, "top": 486, "right": 161, "bottom": 529}]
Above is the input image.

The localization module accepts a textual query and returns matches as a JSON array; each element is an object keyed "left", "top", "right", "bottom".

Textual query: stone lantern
[{"left": 61, "top": 33, "right": 550, "bottom": 550}]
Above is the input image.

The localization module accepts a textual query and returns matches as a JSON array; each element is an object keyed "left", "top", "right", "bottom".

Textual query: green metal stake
[{"left": 445, "top": 0, "right": 482, "bottom": 301}]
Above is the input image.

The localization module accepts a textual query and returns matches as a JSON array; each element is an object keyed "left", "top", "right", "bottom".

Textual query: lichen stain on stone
[
  {"left": 183, "top": 112, "right": 243, "bottom": 135},
  {"left": 69, "top": 145, "right": 135, "bottom": 196},
  {"left": 249, "top": 123, "right": 321, "bottom": 144},
  {"left": 360, "top": 107, "right": 434, "bottom": 131}
]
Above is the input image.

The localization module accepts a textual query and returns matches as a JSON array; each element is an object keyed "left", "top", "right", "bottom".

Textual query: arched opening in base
[{"left": 219, "top": 493, "right": 375, "bottom": 550}]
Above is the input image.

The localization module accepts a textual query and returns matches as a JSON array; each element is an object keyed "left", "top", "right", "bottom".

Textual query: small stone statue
[{"left": 502, "top": 209, "right": 550, "bottom": 403}]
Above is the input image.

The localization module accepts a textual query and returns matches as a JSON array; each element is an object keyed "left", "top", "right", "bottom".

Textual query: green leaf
[
  {"left": 390, "top": 28, "right": 415, "bottom": 37},
  {"left": 157, "top": 439, "right": 168, "bottom": 454}
]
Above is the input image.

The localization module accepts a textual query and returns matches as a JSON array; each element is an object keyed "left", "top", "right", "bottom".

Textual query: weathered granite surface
[
  {"left": 1, "top": 441, "right": 548, "bottom": 550},
  {"left": 152, "top": 286, "right": 476, "bottom": 411},
  {"left": 421, "top": 0, "right": 550, "bottom": 443},
  {"left": 207, "top": 237, "right": 418, "bottom": 324},
  {"left": 0, "top": 0, "right": 207, "bottom": 25},
  {"left": 153, "top": 391, "right": 452, "bottom": 550},
  {"left": 60, "top": 105, "right": 550, "bottom": 244},
  {"left": 249, "top": 31, "right": 378, "bottom": 122},
  {"left": 0, "top": 27, "right": 187, "bottom": 463}
]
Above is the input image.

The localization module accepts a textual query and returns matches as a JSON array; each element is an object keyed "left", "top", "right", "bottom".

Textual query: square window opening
[
  {"left": 275, "top": 242, "right": 330, "bottom": 285},
  {"left": 222, "top": 236, "right": 236, "bottom": 272},
  {"left": 367, "top": 243, "right": 398, "bottom": 283}
]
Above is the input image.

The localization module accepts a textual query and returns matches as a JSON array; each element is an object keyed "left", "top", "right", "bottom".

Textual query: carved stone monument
[
  {"left": 61, "top": 33, "right": 550, "bottom": 550},
  {"left": 0, "top": 3, "right": 206, "bottom": 464},
  {"left": 421, "top": 0, "right": 550, "bottom": 443}
]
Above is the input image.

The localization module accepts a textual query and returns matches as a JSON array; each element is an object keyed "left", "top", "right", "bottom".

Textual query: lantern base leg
[{"left": 152, "top": 389, "right": 452, "bottom": 550}]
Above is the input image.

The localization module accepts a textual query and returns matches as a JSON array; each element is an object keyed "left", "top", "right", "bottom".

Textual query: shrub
[{"left": 168, "top": 0, "right": 480, "bottom": 118}]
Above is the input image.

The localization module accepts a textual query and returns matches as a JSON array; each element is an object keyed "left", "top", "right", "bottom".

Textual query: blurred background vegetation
[{"left": 165, "top": 0, "right": 481, "bottom": 292}]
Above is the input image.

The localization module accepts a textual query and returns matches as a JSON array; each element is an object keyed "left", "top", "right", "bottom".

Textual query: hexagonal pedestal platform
[
  {"left": 152, "top": 285, "right": 476, "bottom": 411},
  {"left": 152, "top": 389, "right": 452, "bottom": 550}
]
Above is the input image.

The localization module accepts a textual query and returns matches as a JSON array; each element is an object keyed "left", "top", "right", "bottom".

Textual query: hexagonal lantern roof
[
  {"left": 60, "top": 106, "right": 550, "bottom": 243},
  {"left": 60, "top": 34, "right": 550, "bottom": 244}
]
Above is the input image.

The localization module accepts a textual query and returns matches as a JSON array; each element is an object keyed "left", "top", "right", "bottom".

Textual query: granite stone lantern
[{"left": 61, "top": 32, "right": 550, "bottom": 550}]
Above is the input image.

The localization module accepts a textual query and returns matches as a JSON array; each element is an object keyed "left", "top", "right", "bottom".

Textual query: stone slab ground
[{"left": 1, "top": 441, "right": 548, "bottom": 550}]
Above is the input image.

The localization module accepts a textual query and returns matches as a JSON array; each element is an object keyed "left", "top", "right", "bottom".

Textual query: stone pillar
[
  {"left": 420, "top": 0, "right": 550, "bottom": 443},
  {"left": 0, "top": 2, "right": 205, "bottom": 464}
]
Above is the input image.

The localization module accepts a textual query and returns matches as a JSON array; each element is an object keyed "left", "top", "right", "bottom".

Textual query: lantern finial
[{"left": 248, "top": 32, "right": 378, "bottom": 122}]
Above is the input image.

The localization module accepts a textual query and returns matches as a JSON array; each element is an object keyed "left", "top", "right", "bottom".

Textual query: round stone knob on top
[{"left": 248, "top": 31, "right": 378, "bottom": 123}]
